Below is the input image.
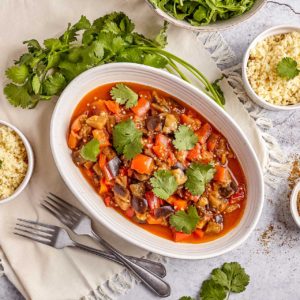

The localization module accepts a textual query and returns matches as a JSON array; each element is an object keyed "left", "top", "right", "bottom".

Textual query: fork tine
[
  {"left": 17, "top": 218, "right": 56, "bottom": 230},
  {"left": 14, "top": 232, "right": 52, "bottom": 246},
  {"left": 14, "top": 227, "right": 52, "bottom": 241},
  {"left": 49, "top": 193, "right": 81, "bottom": 216},
  {"left": 45, "top": 197, "right": 78, "bottom": 221},
  {"left": 41, "top": 201, "right": 70, "bottom": 224},
  {"left": 15, "top": 222, "right": 53, "bottom": 235}
]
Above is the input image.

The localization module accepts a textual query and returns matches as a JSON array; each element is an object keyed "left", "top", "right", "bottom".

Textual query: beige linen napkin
[{"left": 0, "top": 0, "right": 266, "bottom": 299}]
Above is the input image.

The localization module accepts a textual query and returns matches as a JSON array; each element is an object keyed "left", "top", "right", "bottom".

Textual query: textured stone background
[{"left": 1, "top": 0, "right": 299, "bottom": 299}]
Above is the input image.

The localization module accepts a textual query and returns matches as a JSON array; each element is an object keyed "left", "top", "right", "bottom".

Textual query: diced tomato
[
  {"left": 196, "top": 123, "right": 212, "bottom": 144},
  {"left": 131, "top": 98, "right": 150, "bottom": 116},
  {"left": 155, "top": 134, "right": 169, "bottom": 147},
  {"left": 180, "top": 114, "right": 201, "bottom": 130},
  {"left": 200, "top": 149, "right": 214, "bottom": 164},
  {"left": 153, "top": 134, "right": 170, "bottom": 160},
  {"left": 105, "top": 101, "right": 120, "bottom": 114},
  {"left": 147, "top": 215, "right": 164, "bottom": 225},
  {"left": 67, "top": 131, "right": 78, "bottom": 149},
  {"left": 207, "top": 133, "right": 220, "bottom": 151},
  {"left": 70, "top": 116, "right": 83, "bottom": 133},
  {"left": 166, "top": 196, "right": 177, "bottom": 205},
  {"left": 93, "top": 129, "right": 110, "bottom": 147},
  {"left": 131, "top": 154, "right": 154, "bottom": 175},
  {"left": 145, "top": 191, "right": 160, "bottom": 211},
  {"left": 104, "top": 196, "right": 111, "bottom": 207},
  {"left": 214, "top": 165, "right": 229, "bottom": 183},
  {"left": 173, "top": 199, "right": 188, "bottom": 211},
  {"left": 152, "top": 145, "right": 166, "bottom": 160},
  {"left": 139, "top": 90, "right": 152, "bottom": 100},
  {"left": 172, "top": 231, "right": 192, "bottom": 242},
  {"left": 90, "top": 100, "right": 108, "bottom": 114},
  {"left": 194, "top": 229, "right": 204, "bottom": 239},
  {"left": 98, "top": 154, "right": 106, "bottom": 170},
  {"left": 187, "top": 143, "right": 201, "bottom": 161},
  {"left": 99, "top": 178, "right": 108, "bottom": 195},
  {"left": 230, "top": 186, "right": 245, "bottom": 203},
  {"left": 125, "top": 207, "right": 135, "bottom": 218},
  {"left": 167, "top": 151, "right": 177, "bottom": 167}
]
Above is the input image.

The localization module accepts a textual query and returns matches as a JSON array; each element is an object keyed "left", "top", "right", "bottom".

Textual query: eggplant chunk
[
  {"left": 130, "top": 183, "right": 145, "bottom": 198},
  {"left": 131, "top": 196, "right": 148, "bottom": 214},
  {"left": 163, "top": 114, "right": 178, "bottom": 134},
  {"left": 146, "top": 115, "right": 162, "bottom": 132},
  {"left": 112, "top": 184, "right": 131, "bottom": 211},
  {"left": 219, "top": 184, "right": 235, "bottom": 198},
  {"left": 154, "top": 206, "right": 174, "bottom": 218},
  {"left": 171, "top": 168, "right": 187, "bottom": 185},
  {"left": 107, "top": 156, "right": 121, "bottom": 177},
  {"left": 133, "top": 171, "right": 150, "bottom": 182},
  {"left": 206, "top": 221, "right": 223, "bottom": 234},
  {"left": 151, "top": 103, "right": 169, "bottom": 113},
  {"left": 86, "top": 112, "right": 108, "bottom": 129},
  {"left": 209, "top": 191, "right": 228, "bottom": 212},
  {"left": 72, "top": 150, "right": 86, "bottom": 165}
]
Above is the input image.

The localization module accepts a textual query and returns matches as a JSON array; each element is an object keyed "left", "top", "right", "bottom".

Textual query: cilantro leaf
[
  {"left": 185, "top": 163, "right": 215, "bottom": 196},
  {"left": 173, "top": 125, "right": 198, "bottom": 150},
  {"left": 200, "top": 280, "right": 226, "bottom": 300},
  {"left": 43, "top": 73, "right": 66, "bottom": 96},
  {"left": 154, "top": 21, "right": 168, "bottom": 48},
  {"left": 112, "top": 119, "right": 142, "bottom": 159},
  {"left": 32, "top": 75, "right": 41, "bottom": 95},
  {"left": 169, "top": 206, "right": 199, "bottom": 234},
  {"left": 110, "top": 83, "right": 138, "bottom": 108},
  {"left": 179, "top": 297, "right": 194, "bottom": 300},
  {"left": 150, "top": 170, "right": 178, "bottom": 200},
  {"left": 4, "top": 83, "right": 37, "bottom": 108},
  {"left": 277, "top": 57, "right": 300, "bottom": 80},
  {"left": 5, "top": 65, "right": 29, "bottom": 84},
  {"left": 80, "top": 138, "right": 100, "bottom": 162},
  {"left": 143, "top": 53, "right": 168, "bottom": 68}
]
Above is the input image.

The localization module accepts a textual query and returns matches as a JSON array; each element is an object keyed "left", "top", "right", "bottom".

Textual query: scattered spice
[
  {"left": 288, "top": 156, "right": 300, "bottom": 190},
  {"left": 259, "top": 224, "right": 275, "bottom": 252}
]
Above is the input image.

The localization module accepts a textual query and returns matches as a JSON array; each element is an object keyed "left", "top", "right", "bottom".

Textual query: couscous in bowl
[{"left": 0, "top": 120, "right": 34, "bottom": 204}]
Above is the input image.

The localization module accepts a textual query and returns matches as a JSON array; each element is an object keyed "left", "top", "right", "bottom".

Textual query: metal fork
[{"left": 41, "top": 193, "right": 170, "bottom": 298}]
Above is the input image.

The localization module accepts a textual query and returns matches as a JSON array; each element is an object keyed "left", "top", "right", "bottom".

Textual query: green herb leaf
[
  {"left": 179, "top": 297, "right": 194, "bottom": 300},
  {"left": 173, "top": 125, "right": 198, "bottom": 150},
  {"left": 110, "top": 83, "right": 138, "bottom": 109},
  {"left": 80, "top": 138, "right": 100, "bottom": 162},
  {"left": 5, "top": 65, "right": 29, "bottom": 84},
  {"left": 4, "top": 83, "right": 37, "bottom": 108},
  {"left": 277, "top": 57, "right": 300, "bottom": 80},
  {"left": 169, "top": 206, "right": 199, "bottom": 234},
  {"left": 154, "top": 21, "right": 168, "bottom": 48},
  {"left": 150, "top": 170, "right": 178, "bottom": 200},
  {"left": 185, "top": 163, "right": 215, "bottom": 196},
  {"left": 43, "top": 73, "right": 66, "bottom": 96},
  {"left": 200, "top": 279, "right": 226, "bottom": 300},
  {"left": 112, "top": 119, "right": 143, "bottom": 159},
  {"left": 32, "top": 75, "right": 41, "bottom": 95}
]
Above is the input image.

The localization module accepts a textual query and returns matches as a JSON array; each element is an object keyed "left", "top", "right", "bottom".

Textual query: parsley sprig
[
  {"left": 150, "top": 170, "right": 178, "bottom": 200},
  {"left": 180, "top": 262, "right": 250, "bottom": 300},
  {"left": 277, "top": 57, "right": 300, "bottom": 80},
  {"left": 185, "top": 163, "right": 215, "bottom": 196},
  {"left": 110, "top": 83, "right": 138, "bottom": 108},
  {"left": 112, "top": 119, "right": 142, "bottom": 160},
  {"left": 4, "top": 12, "right": 224, "bottom": 109},
  {"left": 173, "top": 125, "right": 198, "bottom": 150}
]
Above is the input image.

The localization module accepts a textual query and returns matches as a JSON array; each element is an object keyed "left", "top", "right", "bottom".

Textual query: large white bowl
[
  {"left": 145, "top": 0, "right": 266, "bottom": 32},
  {"left": 50, "top": 63, "right": 264, "bottom": 259}
]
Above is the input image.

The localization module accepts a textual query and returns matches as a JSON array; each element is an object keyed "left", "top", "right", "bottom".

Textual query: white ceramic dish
[
  {"left": 145, "top": 0, "right": 266, "bottom": 32},
  {"left": 242, "top": 25, "right": 300, "bottom": 111},
  {"left": 50, "top": 63, "right": 264, "bottom": 259},
  {"left": 0, "top": 120, "right": 34, "bottom": 204},
  {"left": 290, "top": 181, "right": 300, "bottom": 228}
]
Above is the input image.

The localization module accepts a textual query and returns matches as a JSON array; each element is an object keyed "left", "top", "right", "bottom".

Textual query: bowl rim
[
  {"left": 145, "top": 0, "right": 267, "bottom": 31},
  {"left": 290, "top": 180, "right": 300, "bottom": 228},
  {"left": 242, "top": 24, "right": 300, "bottom": 111},
  {"left": 50, "top": 62, "right": 264, "bottom": 259},
  {"left": 0, "top": 120, "right": 34, "bottom": 204}
]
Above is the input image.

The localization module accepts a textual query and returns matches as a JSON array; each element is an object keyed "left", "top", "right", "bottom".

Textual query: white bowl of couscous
[
  {"left": 0, "top": 120, "right": 34, "bottom": 204},
  {"left": 242, "top": 25, "right": 300, "bottom": 111}
]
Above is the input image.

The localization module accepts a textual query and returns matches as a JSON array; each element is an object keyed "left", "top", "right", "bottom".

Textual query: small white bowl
[
  {"left": 145, "top": 0, "right": 266, "bottom": 32},
  {"left": 242, "top": 25, "right": 300, "bottom": 111},
  {"left": 51, "top": 63, "right": 264, "bottom": 259},
  {"left": 0, "top": 120, "right": 34, "bottom": 204},
  {"left": 290, "top": 180, "right": 300, "bottom": 228}
]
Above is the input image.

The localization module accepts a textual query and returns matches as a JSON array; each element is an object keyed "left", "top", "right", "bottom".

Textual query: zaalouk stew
[{"left": 68, "top": 82, "right": 246, "bottom": 243}]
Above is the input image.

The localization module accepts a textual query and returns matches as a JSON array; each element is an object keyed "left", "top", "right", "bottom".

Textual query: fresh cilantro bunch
[
  {"left": 112, "top": 119, "right": 143, "bottom": 160},
  {"left": 4, "top": 12, "right": 224, "bottom": 109},
  {"left": 180, "top": 262, "right": 250, "bottom": 300},
  {"left": 277, "top": 57, "right": 300, "bottom": 80},
  {"left": 169, "top": 206, "right": 199, "bottom": 233}
]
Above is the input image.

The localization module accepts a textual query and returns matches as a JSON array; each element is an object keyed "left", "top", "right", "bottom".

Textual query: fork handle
[
  {"left": 90, "top": 231, "right": 170, "bottom": 298},
  {"left": 72, "top": 242, "right": 166, "bottom": 278}
]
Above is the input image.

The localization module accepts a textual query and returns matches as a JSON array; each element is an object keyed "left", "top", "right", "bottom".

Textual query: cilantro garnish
[
  {"left": 112, "top": 119, "right": 142, "bottom": 160},
  {"left": 110, "top": 83, "right": 138, "bottom": 108},
  {"left": 80, "top": 138, "right": 100, "bottom": 162},
  {"left": 185, "top": 163, "right": 215, "bottom": 196},
  {"left": 277, "top": 57, "right": 300, "bottom": 80},
  {"left": 150, "top": 170, "right": 178, "bottom": 200},
  {"left": 3, "top": 12, "right": 224, "bottom": 109},
  {"left": 173, "top": 125, "right": 198, "bottom": 150},
  {"left": 169, "top": 206, "right": 199, "bottom": 234}
]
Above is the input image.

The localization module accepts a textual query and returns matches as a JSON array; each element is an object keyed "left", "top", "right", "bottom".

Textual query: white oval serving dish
[
  {"left": 242, "top": 25, "right": 300, "bottom": 111},
  {"left": 0, "top": 120, "right": 34, "bottom": 204},
  {"left": 145, "top": 0, "right": 266, "bottom": 32},
  {"left": 50, "top": 63, "right": 264, "bottom": 259}
]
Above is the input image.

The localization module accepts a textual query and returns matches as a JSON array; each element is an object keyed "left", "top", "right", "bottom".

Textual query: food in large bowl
[{"left": 51, "top": 63, "right": 264, "bottom": 259}]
